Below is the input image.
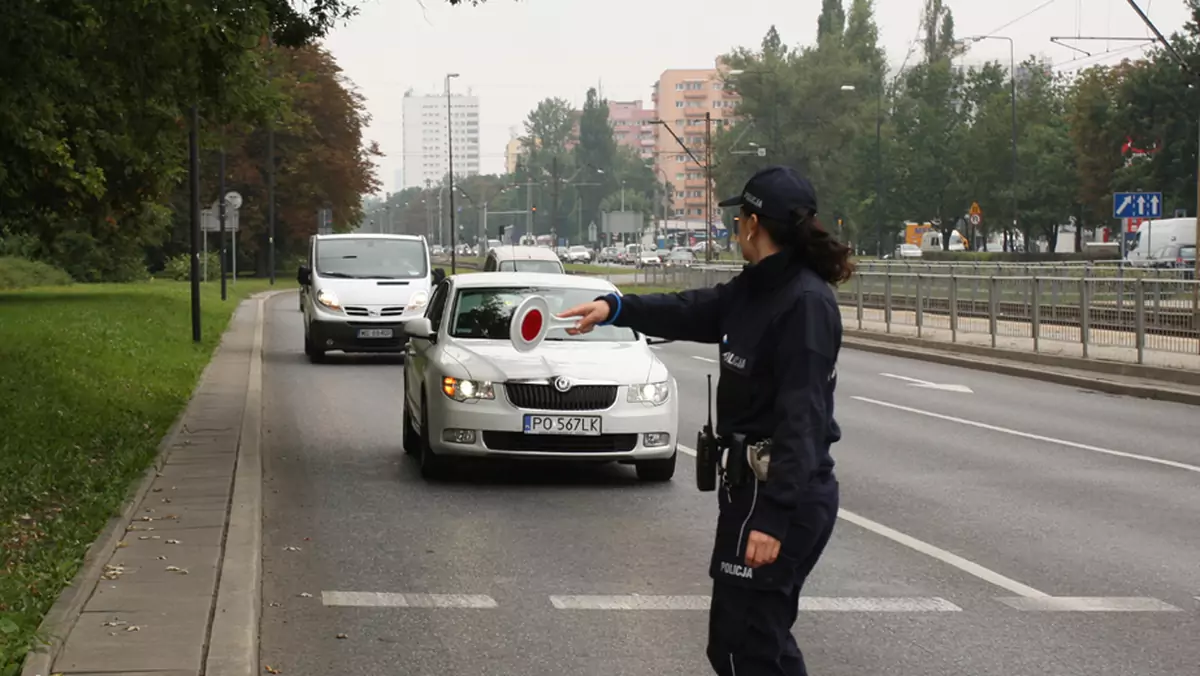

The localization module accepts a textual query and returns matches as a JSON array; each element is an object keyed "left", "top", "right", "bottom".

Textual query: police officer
[{"left": 560, "top": 165, "right": 852, "bottom": 675}]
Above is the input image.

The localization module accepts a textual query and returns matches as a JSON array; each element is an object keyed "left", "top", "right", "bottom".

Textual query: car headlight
[
  {"left": 628, "top": 381, "right": 670, "bottom": 405},
  {"left": 407, "top": 290, "right": 429, "bottom": 312},
  {"left": 442, "top": 376, "right": 494, "bottom": 402},
  {"left": 316, "top": 288, "right": 341, "bottom": 311}
]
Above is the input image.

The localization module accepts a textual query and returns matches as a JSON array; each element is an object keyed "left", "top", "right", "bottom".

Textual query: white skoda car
[{"left": 401, "top": 272, "right": 679, "bottom": 481}]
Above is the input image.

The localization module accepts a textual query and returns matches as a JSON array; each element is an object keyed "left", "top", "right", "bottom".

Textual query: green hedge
[{"left": 0, "top": 257, "right": 74, "bottom": 290}]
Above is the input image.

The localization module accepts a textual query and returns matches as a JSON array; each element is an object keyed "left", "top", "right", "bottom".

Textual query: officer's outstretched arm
[
  {"left": 749, "top": 296, "right": 837, "bottom": 543},
  {"left": 597, "top": 283, "right": 729, "bottom": 344}
]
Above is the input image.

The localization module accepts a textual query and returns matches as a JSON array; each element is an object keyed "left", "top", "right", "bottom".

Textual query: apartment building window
[{"left": 675, "top": 101, "right": 684, "bottom": 108}]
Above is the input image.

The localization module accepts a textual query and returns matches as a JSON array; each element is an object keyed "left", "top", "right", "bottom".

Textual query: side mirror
[
  {"left": 645, "top": 337, "right": 674, "bottom": 346},
  {"left": 433, "top": 268, "right": 447, "bottom": 284},
  {"left": 405, "top": 317, "right": 436, "bottom": 340},
  {"left": 297, "top": 265, "right": 311, "bottom": 286}
]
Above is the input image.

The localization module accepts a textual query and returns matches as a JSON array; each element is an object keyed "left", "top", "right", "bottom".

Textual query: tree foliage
[{"left": 708, "top": 0, "right": 1200, "bottom": 255}]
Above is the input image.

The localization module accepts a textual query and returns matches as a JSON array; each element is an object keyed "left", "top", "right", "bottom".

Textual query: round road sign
[{"left": 968, "top": 213, "right": 981, "bottom": 226}]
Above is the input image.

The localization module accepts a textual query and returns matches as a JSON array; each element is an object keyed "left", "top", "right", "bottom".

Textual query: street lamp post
[
  {"left": 964, "top": 35, "right": 1019, "bottom": 251},
  {"left": 446, "top": 72, "right": 460, "bottom": 273},
  {"left": 652, "top": 118, "right": 713, "bottom": 262}
]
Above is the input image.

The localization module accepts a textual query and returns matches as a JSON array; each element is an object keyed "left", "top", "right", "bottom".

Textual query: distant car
[
  {"left": 483, "top": 245, "right": 566, "bottom": 274},
  {"left": 401, "top": 272, "right": 679, "bottom": 481},
  {"left": 598, "top": 247, "right": 620, "bottom": 263},
  {"left": 896, "top": 244, "right": 923, "bottom": 258},
  {"left": 566, "top": 245, "right": 593, "bottom": 264},
  {"left": 664, "top": 249, "right": 697, "bottom": 268},
  {"left": 555, "top": 246, "right": 570, "bottom": 261},
  {"left": 297, "top": 233, "right": 444, "bottom": 362},
  {"left": 636, "top": 251, "right": 662, "bottom": 268}
]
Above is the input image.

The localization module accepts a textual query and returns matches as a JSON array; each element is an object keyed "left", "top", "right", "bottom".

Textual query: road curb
[
  {"left": 18, "top": 300, "right": 247, "bottom": 676},
  {"left": 204, "top": 292, "right": 276, "bottom": 676},
  {"left": 844, "top": 334, "right": 1200, "bottom": 407}
]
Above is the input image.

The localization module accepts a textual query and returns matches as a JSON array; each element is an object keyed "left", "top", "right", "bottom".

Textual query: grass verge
[{"left": 0, "top": 278, "right": 277, "bottom": 674}]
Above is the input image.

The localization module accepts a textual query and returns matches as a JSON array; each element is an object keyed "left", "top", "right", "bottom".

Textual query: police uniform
[{"left": 596, "top": 166, "right": 842, "bottom": 676}]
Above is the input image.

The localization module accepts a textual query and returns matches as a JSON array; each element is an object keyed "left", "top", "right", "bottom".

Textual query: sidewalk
[{"left": 23, "top": 296, "right": 267, "bottom": 676}]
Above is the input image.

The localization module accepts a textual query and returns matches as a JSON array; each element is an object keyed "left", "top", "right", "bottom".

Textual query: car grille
[
  {"left": 343, "top": 305, "right": 405, "bottom": 317},
  {"left": 482, "top": 432, "right": 637, "bottom": 453},
  {"left": 504, "top": 383, "right": 618, "bottom": 411}
]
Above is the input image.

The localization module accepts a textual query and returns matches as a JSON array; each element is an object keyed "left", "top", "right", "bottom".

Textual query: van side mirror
[
  {"left": 432, "top": 268, "right": 446, "bottom": 284},
  {"left": 297, "top": 265, "right": 311, "bottom": 286},
  {"left": 405, "top": 317, "right": 436, "bottom": 340}
]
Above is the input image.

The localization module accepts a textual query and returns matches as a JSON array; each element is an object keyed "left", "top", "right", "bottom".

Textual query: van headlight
[
  {"left": 316, "top": 288, "right": 341, "bottom": 311},
  {"left": 442, "top": 376, "right": 494, "bottom": 402},
  {"left": 628, "top": 381, "right": 670, "bottom": 405},
  {"left": 407, "top": 290, "right": 429, "bottom": 312}
]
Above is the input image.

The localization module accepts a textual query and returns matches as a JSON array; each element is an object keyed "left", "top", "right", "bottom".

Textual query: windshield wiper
[{"left": 320, "top": 272, "right": 357, "bottom": 278}]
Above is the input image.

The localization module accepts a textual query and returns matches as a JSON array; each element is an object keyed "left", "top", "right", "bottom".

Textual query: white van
[
  {"left": 482, "top": 245, "right": 565, "bottom": 273},
  {"left": 298, "top": 233, "right": 443, "bottom": 362},
  {"left": 1126, "top": 218, "right": 1197, "bottom": 267}
]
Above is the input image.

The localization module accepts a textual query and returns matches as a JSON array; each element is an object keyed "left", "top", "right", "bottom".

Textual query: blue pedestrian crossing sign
[{"left": 1112, "top": 192, "right": 1163, "bottom": 219}]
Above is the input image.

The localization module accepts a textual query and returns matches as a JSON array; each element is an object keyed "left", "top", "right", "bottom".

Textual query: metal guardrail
[{"left": 630, "top": 267, "right": 1200, "bottom": 365}]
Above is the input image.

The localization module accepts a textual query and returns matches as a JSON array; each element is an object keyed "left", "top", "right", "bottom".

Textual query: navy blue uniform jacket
[{"left": 600, "top": 252, "right": 841, "bottom": 580}]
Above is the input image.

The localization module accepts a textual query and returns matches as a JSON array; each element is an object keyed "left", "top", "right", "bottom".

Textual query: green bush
[
  {"left": 919, "top": 250, "right": 1121, "bottom": 263},
  {"left": 0, "top": 257, "right": 73, "bottom": 290},
  {"left": 163, "top": 252, "right": 221, "bottom": 281}
]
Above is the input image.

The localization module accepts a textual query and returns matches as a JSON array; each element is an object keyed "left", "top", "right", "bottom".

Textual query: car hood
[
  {"left": 315, "top": 276, "right": 430, "bottom": 307},
  {"left": 443, "top": 340, "right": 666, "bottom": 384}
]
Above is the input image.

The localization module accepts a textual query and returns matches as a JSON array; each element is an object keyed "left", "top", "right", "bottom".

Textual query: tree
[{"left": 574, "top": 88, "right": 619, "bottom": 238}]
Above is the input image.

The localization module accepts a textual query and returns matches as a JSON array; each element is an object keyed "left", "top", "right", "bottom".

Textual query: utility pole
[
  {"left": 218, "top": 145, "right": 227, "bottom": 301},
  {"left": 705, "top": 111, "right": 713, "bottom": 263},
  {"left": 446, "top": 72, "right": 460, "bottom": 274},
  {"left": 188, "top": 104, "right": 201, "bottom": 342},
  {"left": 266, "top": 33, "right": 276, "bottom": 285},
  {"left": 551, "top": 156, "right": 560, "bottom": 246}
]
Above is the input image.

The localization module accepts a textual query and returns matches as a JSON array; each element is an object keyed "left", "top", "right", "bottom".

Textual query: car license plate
[
  {"left": 357, "top": 328, "right": 394, "bottom": 339},
  {"left": 523, "top": 415, "right": 602, "bottom": 436}
]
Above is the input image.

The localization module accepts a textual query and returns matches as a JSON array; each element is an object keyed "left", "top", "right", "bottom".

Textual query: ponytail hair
[{"left": 743, "top": 206, "right": 856, "bottom": 285}]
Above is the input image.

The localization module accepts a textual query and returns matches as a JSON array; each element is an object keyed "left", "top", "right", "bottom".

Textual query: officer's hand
[
  {"left": 744, "top": 530, "right": 781, "bottom": 568},
  {"left": 558, "top": 300, "right": 610, "bottom": 335}
]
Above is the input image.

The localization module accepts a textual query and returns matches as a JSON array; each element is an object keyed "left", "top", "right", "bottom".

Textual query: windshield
[
  {"left": 316, "top": 238, "right": 428, "bottom": 279},
  {"left": 498, "top": 259, "right": 563, "bottom": 273},
  {"left": 569, "top": 246, "right": 587, "bottom": 253},
  {"left": 449, "top": 286, "right": 637, "bottom": 342},
  {"left": 670, "top": 251, "right": 694, "bottom": 260}
]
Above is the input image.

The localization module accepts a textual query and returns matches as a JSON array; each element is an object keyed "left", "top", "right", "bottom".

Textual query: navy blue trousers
[{"left": 706, "top": 477, "right": 839, "bottom": 675}]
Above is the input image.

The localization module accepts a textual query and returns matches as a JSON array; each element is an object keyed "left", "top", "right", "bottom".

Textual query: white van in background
[
  {"left": 298, "top": 233, "right": 443, "bottom": 362},
  {"left": 1125, "top": 218, "right": 1197, "bottom": 267}
]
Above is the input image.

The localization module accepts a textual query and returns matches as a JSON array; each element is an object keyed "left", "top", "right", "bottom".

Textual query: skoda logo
[
  {"left": 368, "top": 309, "right": 379, "bottom": 316},
  {"left": 553, "top": 376, "right": 572, "bottom": 393}
]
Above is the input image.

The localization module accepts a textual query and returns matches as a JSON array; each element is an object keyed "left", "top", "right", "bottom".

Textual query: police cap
[{"left": 718, "top": 165, "right": 819, "bottom": 222}]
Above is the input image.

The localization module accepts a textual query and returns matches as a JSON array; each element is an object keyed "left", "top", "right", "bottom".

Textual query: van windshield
[
  {"left": 498, "top": 259, "right": 563, "bottom": 273},
  {"left": 316, "top": 238, "right": 427, "bottom": 279}
]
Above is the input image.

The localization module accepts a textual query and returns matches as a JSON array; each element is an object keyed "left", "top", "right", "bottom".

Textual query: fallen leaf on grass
[{"left": 265, "top": 666, "right": 281, "bottom": 674}]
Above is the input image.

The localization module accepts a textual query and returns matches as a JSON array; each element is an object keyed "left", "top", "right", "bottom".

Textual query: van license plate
[
  {"left": 357, "top": 328, "right": 393, "bottom": 339},
  {"left": 523, "top": 415, "right": 602, "bottom": 436}
]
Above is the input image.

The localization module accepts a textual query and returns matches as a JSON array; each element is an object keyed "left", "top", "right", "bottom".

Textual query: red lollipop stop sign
[{"left": 510, "top": 295, "right": 578, "bottom": 352}]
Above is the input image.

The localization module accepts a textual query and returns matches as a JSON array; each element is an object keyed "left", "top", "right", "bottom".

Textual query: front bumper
[
  {"left": 307, "top": 307, "right": 417, "bottom": 353},
  {"left": 426, "top": 384, "right": 678, "bottom": 461}
]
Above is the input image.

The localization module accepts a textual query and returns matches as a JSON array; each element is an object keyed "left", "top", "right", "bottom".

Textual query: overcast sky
[{"left": 322, "top": 0, "right": 1192, "bottom": 193}]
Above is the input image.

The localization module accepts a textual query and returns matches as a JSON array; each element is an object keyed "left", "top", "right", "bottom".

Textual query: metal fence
[{"left": 627, "top": 266, "right": 1200, "bottom": 366}]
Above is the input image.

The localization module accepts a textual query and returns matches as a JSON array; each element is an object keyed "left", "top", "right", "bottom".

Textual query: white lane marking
[
  {"left": 549, "top": 595, "right": 961, "bottom": 612},
  {"left": 679, "top": 446, "right": 697, "bottom": 456},
  {"left": 837, "top": 510, "right": 1049, "bottom": 599},
  {"left": 997, "top": 597, "right": 1181, "bottom": 612},
  {"left": 852, "top": 396, "right": 1200, "bottom": 474},
  {"left": 321, "top": 592, "right": 497, "bottom": 608},
  {"left": 692, "top": 356, "right": 718, "bottom": 364},
  {"left": 879, "top": 372, "right": 973, "bottom": 393},
  {"left": 678, "top": 444, "right": 1047, "bottom": 599}
]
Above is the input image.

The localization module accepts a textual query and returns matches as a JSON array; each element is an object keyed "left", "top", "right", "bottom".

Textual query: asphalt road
[{"left": 259, "top": 290, "right": 1200, "bottom": 676}]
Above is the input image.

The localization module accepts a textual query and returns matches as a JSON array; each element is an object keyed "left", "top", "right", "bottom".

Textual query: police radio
[{"left": 695, "top": 374, "right": 719, "bottom": 492}]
